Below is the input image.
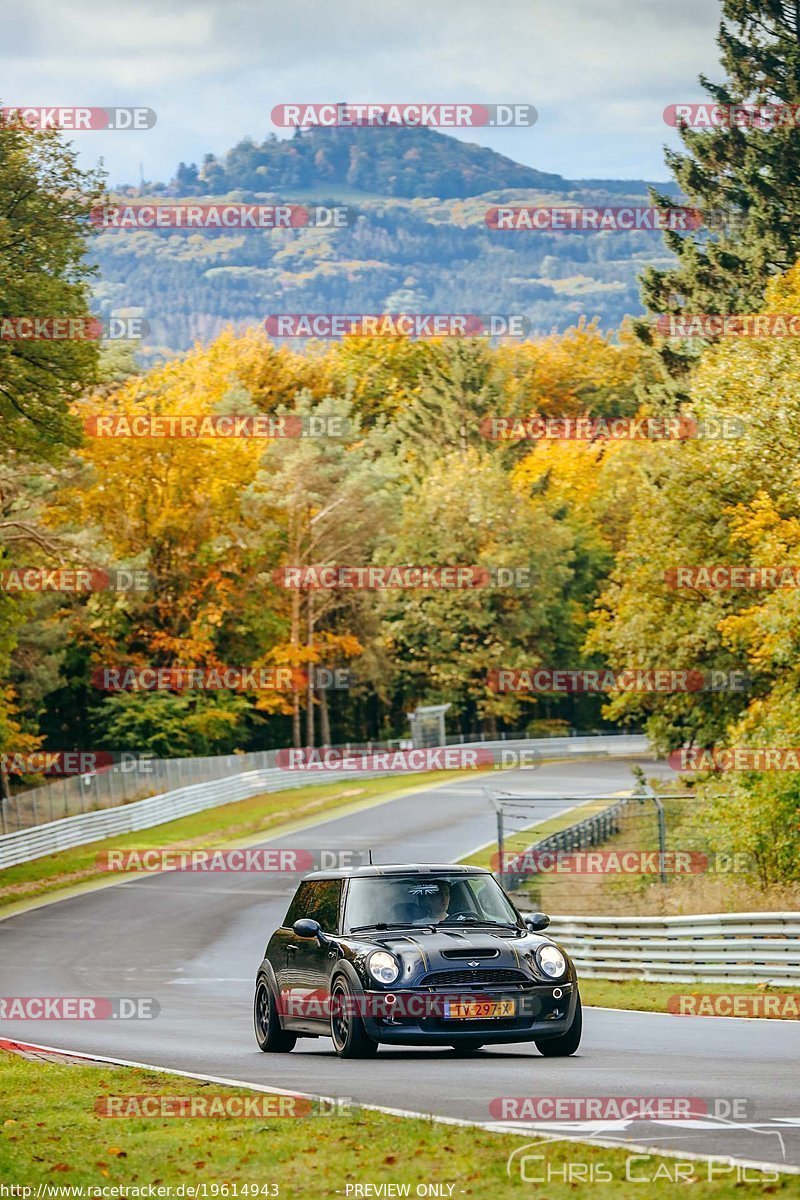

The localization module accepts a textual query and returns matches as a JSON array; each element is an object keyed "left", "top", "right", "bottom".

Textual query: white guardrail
[
  {"left": 544, "top": 912, "right": 800, "bottom": 986},
  {"left": 0, "top": 734, "right": 649, "bottom": 870}
]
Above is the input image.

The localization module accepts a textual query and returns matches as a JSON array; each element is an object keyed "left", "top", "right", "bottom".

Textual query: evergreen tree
[{"left": 639, "top": 1, "right": 800, "bottom": 386}]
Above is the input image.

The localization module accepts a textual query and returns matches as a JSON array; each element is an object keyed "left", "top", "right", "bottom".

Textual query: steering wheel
[{"left": 442, "top": 910, "right": 478, "bottom": 923}]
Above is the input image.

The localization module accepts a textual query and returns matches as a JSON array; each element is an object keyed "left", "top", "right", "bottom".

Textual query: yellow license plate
[{"left": 443, "top": 999, "right": 516, "bottom": 1019}]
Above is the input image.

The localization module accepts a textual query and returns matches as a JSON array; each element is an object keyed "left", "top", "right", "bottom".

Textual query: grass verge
[
  {"left": 580, "top": 978, "right": 800, "bottom": 1019},
  {"left": 0, "top": 1048, "right": 792, "bottom": 1196},
  {"left": 0, "top": 770, "right": 482, "bottom": 915}
]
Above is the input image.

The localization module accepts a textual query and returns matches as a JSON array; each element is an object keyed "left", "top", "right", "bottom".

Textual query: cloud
[{"left": 1, "top": 0, "right": 722, "bottom": 182}]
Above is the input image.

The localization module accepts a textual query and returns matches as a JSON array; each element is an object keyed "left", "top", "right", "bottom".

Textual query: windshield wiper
[
  {"left": 349, "top": 922, "right": 436, "bottom": 933},
  {"left": 435, "top": 918, "right": 518, "bottom": 928}
]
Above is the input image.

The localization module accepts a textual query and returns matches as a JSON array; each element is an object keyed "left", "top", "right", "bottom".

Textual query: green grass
[
  {"left": 0, "top": 1050, "right": 792, "bottom": 1196},
  {"left": 581, "top": 978, "right": 800, "bottom": 1019},
  {"left": 0, "top": 770, "right": 483, "bottom": 914}
]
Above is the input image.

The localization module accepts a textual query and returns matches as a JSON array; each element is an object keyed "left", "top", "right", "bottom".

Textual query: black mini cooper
[{"left": 253, "top": 863, "right": 581, "bottom": 1058}]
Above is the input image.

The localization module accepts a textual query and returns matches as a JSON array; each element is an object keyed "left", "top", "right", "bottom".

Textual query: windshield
[{"left": 344, "top": 873, "right": 521, "bottom": 931}]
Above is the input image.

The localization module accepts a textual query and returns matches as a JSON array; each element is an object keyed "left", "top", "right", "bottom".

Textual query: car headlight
[
  {"left": 536, "top": 944, "right": 567, "bottom": 980},
  {"left": 367, "top": 951, "right": 400, "bottom": 985}
]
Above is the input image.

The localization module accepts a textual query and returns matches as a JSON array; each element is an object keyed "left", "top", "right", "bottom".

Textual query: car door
[
  {"left": 269, "top": 881, "right": 313, "bottom": 1019},
  {"left": 282, "top": 878, "right": 343, "bottom": 1032}
]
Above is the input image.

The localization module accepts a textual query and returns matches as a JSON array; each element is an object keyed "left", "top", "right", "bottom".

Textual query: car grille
[
  {"left": 440, "top": 948, "right": 499, "bottom": 960},
  {"left": 420, "top": 968, "right": 529, "bottom": 988}
]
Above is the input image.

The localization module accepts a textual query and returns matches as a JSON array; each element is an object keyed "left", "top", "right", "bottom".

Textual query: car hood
[{"left": 364, "top": 926, "right": 553, "bottom": 978}]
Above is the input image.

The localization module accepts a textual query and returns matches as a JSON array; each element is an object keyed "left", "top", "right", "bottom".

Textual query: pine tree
[{"left": 638, "top": 1, "right": 800, "bottom": 384}]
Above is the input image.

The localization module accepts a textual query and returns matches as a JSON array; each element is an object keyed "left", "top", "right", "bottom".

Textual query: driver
[{"left": 425, "top": 880, "right": 450, "bottom": 922}]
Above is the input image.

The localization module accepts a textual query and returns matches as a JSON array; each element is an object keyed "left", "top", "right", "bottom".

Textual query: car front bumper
[{"left": 359, "top": 981, "right": 578, "bottom": 1045}]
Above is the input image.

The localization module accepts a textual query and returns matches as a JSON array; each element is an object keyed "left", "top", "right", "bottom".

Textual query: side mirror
[
  {"left": 525, "top": 912, "right": 550, "bottom": 932},
  {"left": 293, "top": 918, "right": 328, "bottom": 943}
]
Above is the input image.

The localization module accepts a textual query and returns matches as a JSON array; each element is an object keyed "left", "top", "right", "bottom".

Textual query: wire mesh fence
[
  {"left": 489, "top": 788, "right": 743, "bottom": 915},
  {"left": 2, "top": 726, "right": 626, "bottom": 836}
]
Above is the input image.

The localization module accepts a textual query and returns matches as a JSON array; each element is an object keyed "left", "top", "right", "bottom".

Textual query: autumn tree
[
  {"left": 0, "top": 112, "right": 104, "bottom": 783},
  {"left": 0, "top": 108, "right": 104, "bottom": 460},
  {"left": 249, "top": 391, "right": 398, "bottom": 747}
]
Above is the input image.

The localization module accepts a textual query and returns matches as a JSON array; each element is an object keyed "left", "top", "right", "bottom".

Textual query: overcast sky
[{"left": 3, "top": 0, "right": 723, "bottom": 185}]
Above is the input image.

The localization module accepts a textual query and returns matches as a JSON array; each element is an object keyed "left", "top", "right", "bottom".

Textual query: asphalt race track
[{"left": 2, "top": 757, "right": 799, "bottom": 1171}]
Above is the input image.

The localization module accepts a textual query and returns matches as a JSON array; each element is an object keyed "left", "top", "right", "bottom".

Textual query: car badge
[{"left": 468, "top": 960, "right": 480, "bottom": 967}]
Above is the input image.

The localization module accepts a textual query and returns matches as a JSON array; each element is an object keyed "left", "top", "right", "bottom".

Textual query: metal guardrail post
[
  {"left": 635, "top": 786, "right": 668, "bottom": 885},
  {"left": 496, "top": 803, "right": 505, "bottom": 883}
]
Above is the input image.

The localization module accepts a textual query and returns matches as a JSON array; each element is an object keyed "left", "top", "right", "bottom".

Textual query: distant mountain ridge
[
  {"left": 96, "top": 127, "right": 682, "bottom": 355},
  {"left": 161, "top": 125, "right": 675, "bottom": 202}
]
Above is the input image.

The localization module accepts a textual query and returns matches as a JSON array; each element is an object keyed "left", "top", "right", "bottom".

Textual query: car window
[
  {"left": 344, "top": 874, "right": 520, "bottom": 929},
  {"left": 284, "top": 879, "right": 342, "bottom": 932},
  {"left": 471, "top": 876, "right": 520, "bottom": 922}
]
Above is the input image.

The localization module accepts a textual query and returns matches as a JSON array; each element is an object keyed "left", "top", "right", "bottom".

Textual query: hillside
[
  {"left": 92, "top": 126, "right": 681, "bottom": 356},
  {"left": 171, "top": 125, "right": 569, "bottom": 200}
]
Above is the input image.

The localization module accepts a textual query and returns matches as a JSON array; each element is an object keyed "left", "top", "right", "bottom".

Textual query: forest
[{"left": 3, "top": 0, "right": 800, "bottom": 886}]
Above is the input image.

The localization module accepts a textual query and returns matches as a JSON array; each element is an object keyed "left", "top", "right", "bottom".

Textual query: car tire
[
  {"left": 330, "top": 976, "right": 379, "bottom": 1058},
  {"left": 534, "top": 991, "right": 582, "bottom": 1057},
  {"left": 449, "top": 1041, "right": 484, "bottom": 1054},
  {"left": 254, "top": 976, "right": 297, "bottom": 1053}
]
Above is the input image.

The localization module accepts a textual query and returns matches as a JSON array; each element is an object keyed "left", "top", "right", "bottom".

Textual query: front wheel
[
  {"left": 330, "top": 977, "right": 379, "bottom": 1058},
  {"left": 254, "top": 977, "right": 296, "bottom": 1053},
  {"left": 534, "top": 991, "right": 582, "bottom": 1057}
]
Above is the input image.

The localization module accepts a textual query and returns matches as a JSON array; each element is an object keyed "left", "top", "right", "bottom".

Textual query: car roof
[{"left": 300, "top": 863, "right": 492, "bottom": 880}]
